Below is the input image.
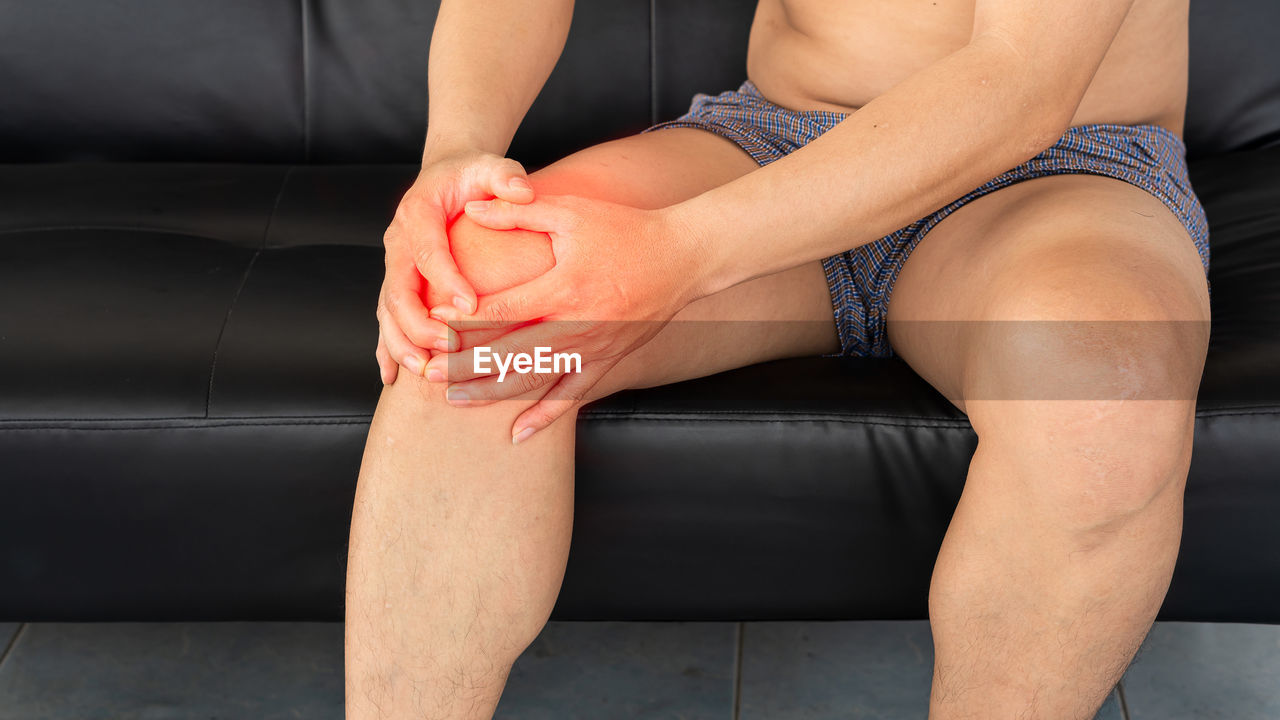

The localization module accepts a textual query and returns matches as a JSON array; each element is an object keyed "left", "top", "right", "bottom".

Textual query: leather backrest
[
  {"left": 0, "top": 0, "right": 1275, "bottom": 163},
  {"left": 0, "top": 0, "right": 652, "bottom": 165},
  {"left": 1185, "top": 1, "right": 1280, "bottom": 158},
  {"left": 0, "top": 0, "right": 306, "bottom": 162}
]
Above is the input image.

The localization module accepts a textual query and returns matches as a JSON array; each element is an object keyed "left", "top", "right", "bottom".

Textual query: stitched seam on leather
[
  {"left": 3, "top": 409, "right": 1278, "bottom": 432},
  {"left": 203, "top": 250, "right": 260, "bottom": 419},
  {"left": 0, "top": 414, "right": 370, "bottom": 424},
  {"left": 0, "top": 418, "right": 373, "bottom": 431},
  {"left": 648, "top": 0, "right": 658, "bottom": 125},
  {"left": 0, "top": 418, "right": 959, "bottom": 428},
  {"left": 1197, "top": 408, "right": 1280, "bottom": 417},
  {"left": 0, "top": 415, "right": 967, "bottom": 429},
  {"left": 261, "top": 166, "right": 294, "bottom": 249},
  {"left": 300, "top": 0, "right": 311, "bottom": 161},
  {"left": 581, "top": 409, "right": 1280, "bottom": 422},
  {"left": 582, "top": 409, "right": 969, "bottom": 421},
  {"left": 0, "top": 226, "right": 259, "bottom": 244},
  {"left": 202, "top": 166, "right": 287, "bottom": 419},
  {"left": 581, "top": 417, "right": 975, "bottom": 429}
]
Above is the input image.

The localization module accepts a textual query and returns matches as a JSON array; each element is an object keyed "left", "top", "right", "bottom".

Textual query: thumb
[
  {"left": 485, "top": 157, "right": 535, "bottom": 204},
  {"left": 463, "top": 196, "right": 576, "bottom": 235},
  {"left": 408, "top": 219, "right": 476, "bottom": 315}
]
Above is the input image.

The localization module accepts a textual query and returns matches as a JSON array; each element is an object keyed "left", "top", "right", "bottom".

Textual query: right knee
[{"left": 428, "top": 214, "right": 556, "bottom": 306}]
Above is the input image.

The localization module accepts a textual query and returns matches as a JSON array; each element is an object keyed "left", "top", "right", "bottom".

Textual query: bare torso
[{"left": 747, "top": 0, "right": 1189, "bottom": 134}]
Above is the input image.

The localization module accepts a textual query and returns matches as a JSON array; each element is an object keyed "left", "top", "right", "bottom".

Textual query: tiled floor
[{"left": 0, "top": 619, "right": 1275, "bottom": 719}]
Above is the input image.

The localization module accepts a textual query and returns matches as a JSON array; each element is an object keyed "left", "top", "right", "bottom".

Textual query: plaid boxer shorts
[{"left": 642, "top": 79, "right": 1212, "bottom": 358}]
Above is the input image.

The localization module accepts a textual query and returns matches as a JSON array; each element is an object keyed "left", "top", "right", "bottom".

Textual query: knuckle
[
  {"left": 413, "top": 244, "right": 437, "bottom": 273},
  {"left": 403, "top": 324, "right": 434, "bottom": 348},
  {"left": 516, "top": 370, "right": 547, "bottom": 394},
  {"left": 564, "top": 378, "right": 590, "bottom": 402},
  {"left": 392, "top": 193, "right": 427, "bottom": 226},
  {"left": 383, "top": 290, "right": 405, "bottom": 314},
  {"left": 391, "top": 204, "right": 411, "bottom": 230},
  {"left": 531, "top": 407, "right": 556, "bottom": 426},
  {"left": 541, "top": 284, "right": 569, "bottom": 312},
  {"left": 500, "top": 374, "right": 530, "bottom": 395},
  {"left": 506, "top": 298, "right": 533, "bottom": 323},
  {"left": 486, "top": 299, "right": 516, "bottom": 324}
]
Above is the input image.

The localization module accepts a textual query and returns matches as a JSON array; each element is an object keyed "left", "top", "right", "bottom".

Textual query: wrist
[
  {"left": 659, "top": 201, "right": 735, "bottom": 305},
  {"left": 420, "top": 132, "right": 505, "bottom": 168}
]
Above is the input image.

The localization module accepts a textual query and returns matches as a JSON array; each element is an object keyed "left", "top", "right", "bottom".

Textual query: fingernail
[
  {"left": 444, "top": 328, "right": 461, "bottom": 352},
  {"left": 512, "top": 427, "right": 536, "bottom": 445},
  {"left": 465, "top": 200, "right": 490, "bottom": 214},
  {"left": 452, "top": 295, "right": 474, "bottom": 314},
  {"left": 509, "top": 177, "right": 532, "bottom": 192},
  {"left": 446, "top": 387, "right": 469, "bottom": 406},
  {"left": 404, "top": 355, "right": 425, "bottom": 376},
  {"left": 426, "top": 368, "right": 444, "bottom": 383}
]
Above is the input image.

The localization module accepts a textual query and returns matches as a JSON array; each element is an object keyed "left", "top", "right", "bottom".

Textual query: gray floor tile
[
  {"left": 0, "top": 622, "right": 342, "bottom": 720},
  {"left": 739, "top": 621, "right": 935, "bottom": 720},
  {"left": 738, "top": 620, "right": 1125, "bottom": 720},
  {"left": 1122, "top": 621, "right": 1280, "bottom": 719},
  {"left": 0, "top": 624, "right": 19, "bottom": 659},
  {"left": 495, "top": 621, "right": 736, "bottom": 720}
]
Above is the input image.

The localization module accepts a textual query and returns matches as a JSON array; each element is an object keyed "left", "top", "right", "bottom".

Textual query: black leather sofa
[{"left": 2, "top": 1, "right": 1278, "bottom": 623}]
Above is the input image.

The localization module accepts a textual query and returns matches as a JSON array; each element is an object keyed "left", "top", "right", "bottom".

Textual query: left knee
[
  {"left": 977, "top": 395, "right": 1196, "bottom": 532},
  {"left": 965, "top": 289, "right": 1205, "bottom": 529}
]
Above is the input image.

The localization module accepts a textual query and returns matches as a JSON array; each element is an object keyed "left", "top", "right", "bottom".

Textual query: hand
[
  {"left": 375, "top": 149, "right": 535, "bottom": 384},
  {"left": 427, "top": 194, "right": 708, "bottom": 443}
]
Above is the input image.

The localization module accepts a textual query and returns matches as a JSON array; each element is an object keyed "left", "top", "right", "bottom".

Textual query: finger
[
  {"left": 443, "top": 368, "right": 560, "bottom": 408},
  {"left": 456, "top": 324, "right": 514, "bottom": 351},
  {"left": 423, "top": 322, "right": 563, "bottom": 384},
  {"left": 431, "top": 271, "right": 565, "bottom": 327},
  {"left": 377, "top": 301, "right": 431, "bottom": 379},
  {"left": 405, "top": 212, "right": 477, "bottom": 315},
  {"left": 376, "top": 332, "right": 397, "bottom": 385},
  {"left": 484, "top": 157, "right": 535, "bottom": 204},
  {"left": 462, "top": 196, "right": 575, "bottom": 234},
  {"left": 511, "top": 363, "right": 612, "bottom": 444},
  {"left": 382, "top": 264, "right": 459, "bottom": 353}
]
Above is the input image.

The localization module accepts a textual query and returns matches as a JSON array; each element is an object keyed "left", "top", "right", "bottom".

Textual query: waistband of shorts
[{"left": 732, "top": 78, "right": 1187, "bottom": 154}]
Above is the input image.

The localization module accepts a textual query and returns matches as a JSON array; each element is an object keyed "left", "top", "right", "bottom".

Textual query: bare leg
[
  {"left": 345, "top": 128, "right": 837, "bottom": 720},
  {"left": 887, "top": 175, "right": 1212, "bottom": 719},
  {"left": 346, "top": 376, "right": 576, "bottom": 718}
]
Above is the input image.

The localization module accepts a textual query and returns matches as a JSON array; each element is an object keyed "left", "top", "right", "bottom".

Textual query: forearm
[
  {"left": 423, "top": 0, "right": 573, "bottom": 164},
  {"left": 670, "top": 35, "right": 1077, "bottom": 299}
]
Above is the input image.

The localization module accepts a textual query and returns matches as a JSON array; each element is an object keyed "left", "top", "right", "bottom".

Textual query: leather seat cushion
[{"left": 1, "top": 147, "right": 1278, "bottom": 620}]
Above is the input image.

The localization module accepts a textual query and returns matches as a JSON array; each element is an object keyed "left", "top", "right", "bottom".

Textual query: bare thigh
[
  {"left": 885, "top": 173, "right": 1212, "bottom": 416},
  {"left": 447, "top": 127, "right": 839, "bottom": 401}
]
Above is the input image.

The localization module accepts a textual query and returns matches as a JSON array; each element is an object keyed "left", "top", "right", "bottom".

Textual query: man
[{"left": 347, "top": 0, "right": 1212, "bottom": 717}]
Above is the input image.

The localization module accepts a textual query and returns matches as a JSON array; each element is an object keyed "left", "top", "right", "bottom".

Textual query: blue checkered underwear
[{"left": 642, "top": 79, "right": 1212, "bottom": 358}]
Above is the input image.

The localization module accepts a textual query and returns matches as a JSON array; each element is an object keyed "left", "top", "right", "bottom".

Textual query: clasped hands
[{"left": 376, "top": 151, "right": 709, "bottom": 445}]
